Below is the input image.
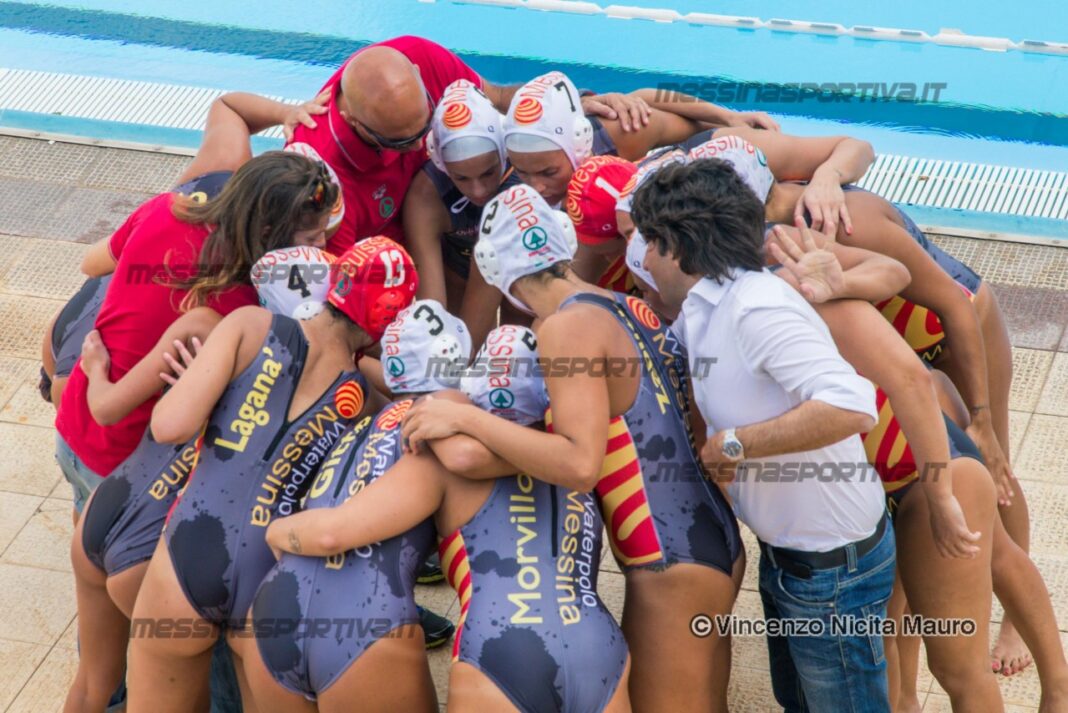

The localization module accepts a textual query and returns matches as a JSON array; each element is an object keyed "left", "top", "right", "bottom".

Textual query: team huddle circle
[{"left": 40, "top": 32, "right": 1063, "bottom": 713}]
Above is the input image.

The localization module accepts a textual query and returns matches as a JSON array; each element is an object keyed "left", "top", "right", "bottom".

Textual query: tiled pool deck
[{"left": 0, "top": 135, "right": 1064, "bottom": 711}]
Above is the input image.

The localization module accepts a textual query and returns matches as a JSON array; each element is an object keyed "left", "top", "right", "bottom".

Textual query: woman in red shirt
[{"left": 55, "top": 137, "right": 340, "bottom": 514}]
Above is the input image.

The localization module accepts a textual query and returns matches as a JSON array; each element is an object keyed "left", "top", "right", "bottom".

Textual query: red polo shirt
[
  {"left": 55, "top": 194, "right": 258, "bottom": 476},
  {"left": 289, "top": 35, "right": 482, "bottom": 255}
]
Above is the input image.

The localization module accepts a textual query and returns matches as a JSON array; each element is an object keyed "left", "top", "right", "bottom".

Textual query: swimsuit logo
[
  {"left": 386, "top": 356, "right": 406, "bottom": 377},
  {"left": 375, "top": 399, "right": 413, "bottom": 430},
  {"left": 489, "top": 388, "right": 515, "bottom": 409},
  {"left": 626, "top": 295, "right": 661, "bottom": 330},
  {"left": 513, "top": 98, "right": 544, "bottom": 125},
  {"left": 442, "top": 102, "right": 474, "bottom": 130},
  {"left": 522, "top": 226, "right": 548, "bottom": 250},
  {"left": 333, "top": 380, "right": 365, "bottom": 419}
]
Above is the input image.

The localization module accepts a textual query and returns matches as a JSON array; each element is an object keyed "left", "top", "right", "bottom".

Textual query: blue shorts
[{"left": 55, "top": 434, "right": 106, "bottom": 513}]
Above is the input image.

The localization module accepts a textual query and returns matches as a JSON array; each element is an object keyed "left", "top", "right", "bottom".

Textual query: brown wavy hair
[{"left": 169, "top": 151, "right": 339, "bottom": 311}]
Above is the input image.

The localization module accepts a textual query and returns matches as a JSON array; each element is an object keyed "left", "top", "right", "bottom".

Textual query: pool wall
[{"left": 1, "top": 0, "right": 1066, "bottom": 241}]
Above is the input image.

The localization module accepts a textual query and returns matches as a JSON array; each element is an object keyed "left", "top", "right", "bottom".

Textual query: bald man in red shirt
[{"left": 241, "top": 35, "right": 652, "bottom": 255}]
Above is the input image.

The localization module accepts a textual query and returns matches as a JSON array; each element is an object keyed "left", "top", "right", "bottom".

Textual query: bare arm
[
  {"left": 357, "top": 357, "right": 390, "bottom": 404},
  {"left": 81, "top": 239, "right": 117, "bottom": 277},
  {"left": 610, "top": 108, "right": 703, "bottom": 161},
  {"left": 768, "top": 223, "right": 910, "bottom": 303},
  {"left": 402, "top": 171, "right": 451, "bottom": 305},
  {"left": 175, "top": 94, "right": 264, "bottom": 185},
  {"left": 717, "top": 126, "right": 874, "bottom": 237},
  {"left": 818, "top": 299, "right": 980, "bottom": 558},
  {"left": 150, "top": 306, "right": 267, "bottom": 443},
  {"left": 481, "top": 80, "right": 519, "bottom": 114},
  {"left": 843, "top": 197, "right": 996, "bottom": 460},
  {"left": 458, "top": 265, "right": 503, "bottom": 354},
  {"left": 631, "top": 88, "right": 779, "bottom": 132},
  {"left": 81, "top": 307, "right": 222, "bottom": 426},
  {"left": 403, "top": 309, "right": 612, "bottom": 492},
  {"left": 717, "top": 127, "right": 873, "bottom": 184},
  {"left": 424, "top": 390, "right": 518, "bottom": 479},
  {"left": 266, "top": 450, "right": 448, "bottom": 556},
  {"left": 712, "top": 401, "right": 873, "bottom": 465}
]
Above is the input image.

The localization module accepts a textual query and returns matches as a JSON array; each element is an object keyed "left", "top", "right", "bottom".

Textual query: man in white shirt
[{"left": 632, "top": 158, "right": 895, "bottom": 713}]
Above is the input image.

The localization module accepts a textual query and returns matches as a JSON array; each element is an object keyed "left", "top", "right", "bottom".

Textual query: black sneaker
[
  {"left": 418, "top": 606, "right": 455, "bottom": 650},
  {"left": 416, "top": 553, "right": 445, "bottom": 584}
]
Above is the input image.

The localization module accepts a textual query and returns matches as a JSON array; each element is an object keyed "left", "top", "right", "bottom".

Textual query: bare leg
[
  {"left": 886, "top": 574, "right": 924, "bottom": 713},
  {"left": 973, "top": 284, "right": 1034, "bottom": 676},
  {"left": 897, "top": 620, "right": 924, "bottom": 713},
  {"left": 226, "top": 631, "right": 260, "bottom": 713},
  {"left": 885, "top": 575, "right": 906, "bottom": 713},
  {"left": 64, "top": 509, "right": 129, "bottom": 713},
  {"left": 126, "top": 539, "right": 216, "bottom": 713},
  {"left": 319, "top": 626, "right": 436, "bottom": 713},
  {"left": 989, "top": 515, "right": 1068, "bottom": 711},
  {"left": 896, "top": 460, "right": 1003, "bottom": 712},
  {"left": 448, "top": 661, "right": 520, "bottom": 713},
  {"left": 624, "top": 561, "right": 739, "bottom": 713},
  {"left": 238, "top": 629, "right": 317, "bottom": 713},
  {"left": 710, "top": 550, "right": 746, "bottom": 705},
  {"left": 107, "top": 562, "right": 151, "bottom": 620}
]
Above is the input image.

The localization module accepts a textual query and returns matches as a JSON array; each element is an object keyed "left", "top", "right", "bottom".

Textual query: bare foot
[{"left": 992, "top": 620, "right": 1034, "bottom": 677}]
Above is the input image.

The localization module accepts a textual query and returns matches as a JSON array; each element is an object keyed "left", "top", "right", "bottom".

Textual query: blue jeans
[{"left": 759, "top": 518, "right": 896, "bottom": 713}]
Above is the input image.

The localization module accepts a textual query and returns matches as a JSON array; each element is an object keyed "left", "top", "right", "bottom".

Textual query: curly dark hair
[{"left": 630, "top": 158, "right": 765, "bottom": 283}]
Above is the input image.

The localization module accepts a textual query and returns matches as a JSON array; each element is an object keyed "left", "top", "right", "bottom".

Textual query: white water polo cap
[
  {"left": 427, "top": 79, "right": 506, "bottom": 174},
  {"left": 686, "top": 135, "right": 774, "bottom": 204},
  {"left": 462, "top": 325, "right": 549, "bottom": 426},
  {"left": 615, "top": 147, "right": 690, "bottom": 214},
  {"left": 474, "top": 183, "right": 578, "bottom": 313},
  {"left": 504, "top": 71, "right": 593, "bottom": 169},
  {"left": 380, "top": 299, "right": 472, "bottom": 396},
  {"left": 284, "top": 142, "right": 345, "bottom": 234},
  {"left": 251, "top": 246, "right": 336, "bottom": 320},
  {"left": 625, "top": 228, "right": 658, "bottom": 293}
]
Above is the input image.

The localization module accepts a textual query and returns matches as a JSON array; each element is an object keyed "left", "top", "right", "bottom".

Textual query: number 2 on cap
[{"left": 380, "top": 249, "right": 406, "bottom": 288}]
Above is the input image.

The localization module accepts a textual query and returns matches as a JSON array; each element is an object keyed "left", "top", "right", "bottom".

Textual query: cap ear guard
[
  {"left": 572, "top": 114, "right": 594, "bottom": 165},
  {"left": 426, "top": 128, "right": 446, "bottom": 173},
  {"left": 381, "top": 298, "right": 472, "bottom": 394},
  {"left": 552, "top": 210, "right": 579, "bottom": 256}
]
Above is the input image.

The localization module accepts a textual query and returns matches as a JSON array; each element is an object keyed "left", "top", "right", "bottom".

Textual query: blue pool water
[{"left": 1, "top": 0, "right": 1066, "bottom": 236}]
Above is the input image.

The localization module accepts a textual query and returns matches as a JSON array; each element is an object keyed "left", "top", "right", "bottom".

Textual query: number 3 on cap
[{"left": 380, "top": 249, "right": 406, "bottom": 288}]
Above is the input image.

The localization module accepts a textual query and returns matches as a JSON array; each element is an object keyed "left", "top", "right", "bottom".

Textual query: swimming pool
[{"left": 1, "top": 0, "right": 1066, "bottom": 240}]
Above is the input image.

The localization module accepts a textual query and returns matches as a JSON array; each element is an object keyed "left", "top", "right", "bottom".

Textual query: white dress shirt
[{"left": 673, "top": 268, "right": 884, "bottom": 552}]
